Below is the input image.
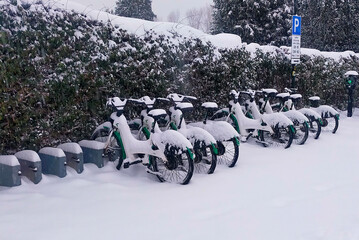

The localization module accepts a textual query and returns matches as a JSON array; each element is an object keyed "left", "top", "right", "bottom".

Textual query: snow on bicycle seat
[
  {"left": 289, "top": 94, "right": 302, "bottom": 100},
  {"left": 309, "top": 96, "right": 321, "bottom": 101},
  {"left": 262, "top": 88, "right": 278, "bottom": 96},
  {"left": 175, "top": 102, "right": 194, "bottom": 112},
  {"left": 167, "top": 93, "right": 197, "bottom": 102},
  {"left": 201, "top": 102, "right": 218, "bottom": 110},
  {"left": 276, "top": 92, "right": 290, "bottom": 101},
  {"left": 148, "top": 109, "right": 167, "bottom": 121}
]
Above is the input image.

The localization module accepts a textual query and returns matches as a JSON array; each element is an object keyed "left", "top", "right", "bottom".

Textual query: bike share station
[
  {"left": 1, "top": 11, "right": 356, "bottom": 188},
  {"left": 344, "top": 71, "right": 358, "bottom": 117}
]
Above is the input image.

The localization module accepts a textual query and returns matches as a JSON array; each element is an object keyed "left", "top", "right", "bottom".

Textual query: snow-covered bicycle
[
  {"left": 167, "top": 94, "right": 240, "bottom": 168},
  {"left": 91, "top": 97, "right": 194, "bottom": 185},
  {"left": 237, "top": 89, "right": 296, "bottom": 148},
  {"left": 278, "top": 88, "right": 323, "bottom": 139},
  {"left": 308, "top": 96, "right": 340, "bottom": 134},
  {"left": 166, "top": 94, "right": 218, "bottom": 174},
  {"left": 211, "top": 90, "right": 295, "bottom": 148},
  {"left": 258, "top": 89, "right": 309, "bottom": 145},
  {"left": 126, "top": 95, "right": 218, "bottom": 175}
]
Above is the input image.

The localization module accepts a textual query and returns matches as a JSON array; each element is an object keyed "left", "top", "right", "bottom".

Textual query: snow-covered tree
[
  {"left": 212, "top": 0, "right": 292, "bottom": 46},
  {"left": 115, "top": 0, "right": 156, "bottom": 21},
  {"left": 299, "top": 0, "right": 359, "bottom": 52}
]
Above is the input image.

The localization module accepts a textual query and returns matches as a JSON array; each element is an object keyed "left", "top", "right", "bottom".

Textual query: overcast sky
[{"left": 69, "top": 0, "right": 213, "bottom": 21}]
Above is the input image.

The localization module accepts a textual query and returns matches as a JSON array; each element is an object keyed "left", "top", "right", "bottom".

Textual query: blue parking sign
[{"left": 292, "top": 16, "right": 301, "bottom": 35}]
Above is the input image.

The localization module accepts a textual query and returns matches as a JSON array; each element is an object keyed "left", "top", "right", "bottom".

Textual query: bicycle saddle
[
  {"left": 201, "top": 102, "right": 218, "bottom": 111},
  {"left": 276, "top": 92, "right": 290, "bottom": 102},
  {"left": 309, "top": 96, "right": 320, "bottom": 107},
  {"left": 148, "top": 109, "right": 167, "bottom": 122},
  {"left": 309, "top": 96, "right": 321, "bottom": 101},
  {"left": 175, "top": 102, "right": 194, "bottom": 112},
  {"left": 262, "top": 88, "right": 278, "bottom": 98},
  {"left": 289, "top": 94, "right": 302, "bottom": 102}
]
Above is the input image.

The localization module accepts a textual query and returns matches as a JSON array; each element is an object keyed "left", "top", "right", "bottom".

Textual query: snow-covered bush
[{"left": 0, "top": 1, "right": 358, "bottom": 153}]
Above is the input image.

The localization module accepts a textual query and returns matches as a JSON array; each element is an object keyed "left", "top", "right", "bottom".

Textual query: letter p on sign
[{"left": 292, "top": 16, "right": 301, "bottom": 35}]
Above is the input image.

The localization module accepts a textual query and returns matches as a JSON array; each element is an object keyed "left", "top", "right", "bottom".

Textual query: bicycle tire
[
  {"left": 91, "top": 128, "right": 111, "bottom": 142},
  {"left": 193, "top": 141, "right": 217, "bottom": 174},
  {"left": 309, "top": 119, "right": 321, "bottom": 139},
  {"left": 322, "top": 116, "right": 339, "bottom": 134},
  {"left": 91, "top": 127, "right": 123, "bottom": 168},
  {"left": 259, "top": 125, "right": 294, "bottom": 149},
  {"left": 293, "top": 121, "right": 309, "bottom": 145},
  {"left": 217, "top": 138, "right": 240, "bottom": 168},
  {"left": 150, "top": 149, "right": 194, "bottom": 185}
]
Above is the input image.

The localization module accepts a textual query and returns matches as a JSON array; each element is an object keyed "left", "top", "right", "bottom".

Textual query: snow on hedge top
[
  {"left": 2, "top": 0, "right": 359, "bottom": 59},
  {"left": 6, "top": 0, "right": 241, "bottom": 49},
  {"left": 0, "top": 155, "right": 20, "bottom": 166},
  {"left": 14, "top": 150, "right": 41, "bottom": 162}
]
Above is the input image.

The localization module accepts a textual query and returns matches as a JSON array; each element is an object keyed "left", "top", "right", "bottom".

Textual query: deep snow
[{"left": 1, "top": 113, "right": 358, "bottom": 240}]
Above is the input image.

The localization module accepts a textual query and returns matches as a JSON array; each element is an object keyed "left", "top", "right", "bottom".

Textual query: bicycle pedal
[
  {"left": 146, "top": 168, "right": 163, "bottom": 177},
  {"left": 123, "top": 162, "right": 130, "bottom": 169}
]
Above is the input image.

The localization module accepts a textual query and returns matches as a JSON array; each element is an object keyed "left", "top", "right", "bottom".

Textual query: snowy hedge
[{"left": 0, "top": 2, "right": 358, "bottom": 153}]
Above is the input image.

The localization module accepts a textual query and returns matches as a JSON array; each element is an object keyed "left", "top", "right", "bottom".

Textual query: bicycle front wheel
[
  {"left": 293, "top": 121, "right": 309, "bottom": 145},
  {"left": 150, "top": 150, "right": 194, "bottom": 185},
  {"left": 217, "top": 138, "right": 240, "bottom": 168}
]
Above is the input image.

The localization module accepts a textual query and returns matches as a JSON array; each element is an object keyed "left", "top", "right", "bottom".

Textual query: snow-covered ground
[{"left": 1, "top": 113, "right": 358, "bottom": 240}]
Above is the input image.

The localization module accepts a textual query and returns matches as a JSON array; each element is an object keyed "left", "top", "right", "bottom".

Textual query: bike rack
[
  {"left": 38, "top": 147, "right": 67, "bottom": 178},
  {"left": 0, "top": 155, "right": 21, "bottom": 187},
  {"left": 57, "top": 143, "right": 84, "bottom": 173},
  {"left": 15, "top": 150, "right": 42, "bottom": 184},
  {"left": 79, "top": 140, "right": 106, "bottom": 168}
]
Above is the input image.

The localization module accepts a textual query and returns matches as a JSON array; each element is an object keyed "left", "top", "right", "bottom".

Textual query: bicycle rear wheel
[
  {"left": 309, "top": 119, "right": 321, "bottom": 139},
  {"left": 293, "top": 121, "right": 309, "bottom": 145},
  {"left": 91, "top": 128, "right": 111, "bottom": 142},
  {"left": 259, "top": 126, "right": 294, "bottom": 149},
  {"left": 91, "top": 127, "right": 123, "bottom": 168},
  {"left": 193, "top": 141, "right": 217, "bottom": 174},
  {"left": 322, "top": 116, "right": 339, "bottom": 134},
  {"left": 150, "top": 150, "right": 194, "bottom": 185},
  {"left": 217, "top": 138, "right": 240, "bottom": 168}
]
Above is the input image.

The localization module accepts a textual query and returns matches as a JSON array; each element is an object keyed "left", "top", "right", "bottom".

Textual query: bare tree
[
  {"left": 185, "top": 5, "right": 212, "bottom": 33},
  {"left": 201, "top": 5, "right": 213, "bottom": 33},
  {"left": 167, "top": 10, "right": 180, "bottom": 23}
]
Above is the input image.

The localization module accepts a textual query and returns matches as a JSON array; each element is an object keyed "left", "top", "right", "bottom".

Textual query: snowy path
[{"left": 1, "top": 116, "right": 359, "bottom": 240}]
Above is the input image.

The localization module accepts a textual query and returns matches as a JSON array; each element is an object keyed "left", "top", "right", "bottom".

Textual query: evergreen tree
[
  {"left": 212, "top": 0, "right": 292, "bottom": 46},
  {"left": 115, "top": 0, "right": 156, "bottom": 21},
  {"left": 299, "top": 0, "right": 359, "bottom": 52}
]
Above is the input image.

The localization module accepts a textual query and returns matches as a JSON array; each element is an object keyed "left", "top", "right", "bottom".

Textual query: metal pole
[
  {"left": 347, "top": 89, "right": 353, "bottom": 117},
  {"left": 291, "top": 0, "right": 298, "bottom": 89}
]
